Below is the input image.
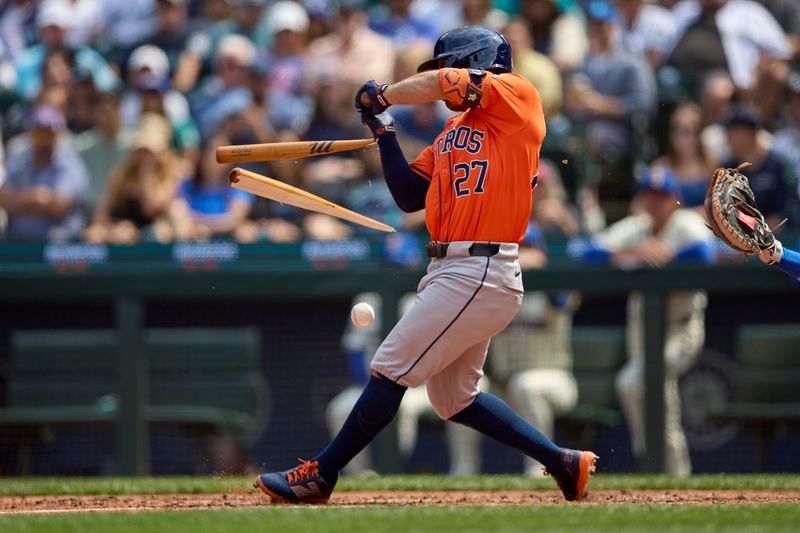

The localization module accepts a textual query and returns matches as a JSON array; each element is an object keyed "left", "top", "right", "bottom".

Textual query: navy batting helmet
[{"left": 417, "top": 26, "right": 512, "bottom": 73}]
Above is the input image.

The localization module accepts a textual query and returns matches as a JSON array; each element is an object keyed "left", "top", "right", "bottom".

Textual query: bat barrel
[{"left": 216, "top": 139, "right": 376, "bottom": 164}]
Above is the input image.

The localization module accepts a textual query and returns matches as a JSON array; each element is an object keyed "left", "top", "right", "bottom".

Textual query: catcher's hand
[{"left": 704, "top": 163, "right": 783, "bottom": 264}]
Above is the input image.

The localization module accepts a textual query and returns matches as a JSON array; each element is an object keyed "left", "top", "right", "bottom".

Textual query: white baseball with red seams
[{"left": 351, "top": 302, "right": 376, "bottom": 328}]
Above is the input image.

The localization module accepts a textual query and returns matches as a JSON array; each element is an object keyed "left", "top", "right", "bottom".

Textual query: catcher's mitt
[{"left": 704, "top": 163, "right": 782, "bottom": 263}]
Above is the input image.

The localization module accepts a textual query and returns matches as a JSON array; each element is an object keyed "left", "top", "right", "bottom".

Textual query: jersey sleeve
[{"left": 410, "top": 144, "right": 434, "bottom": 182}]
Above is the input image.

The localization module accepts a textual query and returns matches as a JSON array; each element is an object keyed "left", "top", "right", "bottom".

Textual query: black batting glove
[
  {"left": 361, "top": 111, "right": 396, "bottom": 139},
  {"left": 355, "top": 80, "right": 391, "bottom": 114}
]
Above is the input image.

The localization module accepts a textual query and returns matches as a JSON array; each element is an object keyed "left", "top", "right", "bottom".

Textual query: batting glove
[
  {"left": 355, "top": 80, "right": 391, "bottom": 114},
  {"left": 361, "top": 111, "right": 395, "bottom": 139}
]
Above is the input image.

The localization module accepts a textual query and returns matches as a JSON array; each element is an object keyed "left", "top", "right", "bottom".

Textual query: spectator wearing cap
[
  {"left": 0, "top": 105, "right": 90, "bottom": 241},
  {"left": 122, "top": 45, "right": 192, "bottom": 129},
  {"left": 308, "top": 0, "right": 395, "bottom": 89},
  {"left": 722, "top": 104, "right": 799, "bottom": 228},
  {"left": 667, "top": 0, "right": 790, "bottom": 90},
  {"left": 40, "top": 0, "right": 104, "bottom": 50},
  {"left": 615, "top": 0, "right": 678, "bottom": 68},
  {"left": 190, "top": 34, "right": 258, "bottom": 139},
  {"left": 14, "top": 4, "right": 121, "bottom": 100},
  {"left": 263, "top": 1, "right": 314, "bottom": 134},
  {"left": 649, "top": 102, "right": 716, "bottom": 210},
  {"left": 569, "top": 166, "right": 714, "bottom": 476},
  {"left": 122, "top": 45, "right": 200, "bottom": 164},
  {"left": 369, "top": 0, "right": 440, "bottom": 48},
  {"left": 181, "top": 0, "right": 269, "bottom": 92},
  {"left": 519, "top": 0, "right": 589, "bottom": 72},
  {"left": 566, "top": 1, "right": 656, "bottom": 217},
  {"left": 85, "top": 113, "right": 186, "bottom": 244},
  {"left": 122, "top": 0, "right": 197, "bottom": 84}
]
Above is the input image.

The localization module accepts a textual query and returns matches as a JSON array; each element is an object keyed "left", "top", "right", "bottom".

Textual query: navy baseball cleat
[
  {"left": 545, "top": 449, "right": 598, "bottom": 501},
  {"left": 255, "top": 459, "right": 337, "bottom": 504}
]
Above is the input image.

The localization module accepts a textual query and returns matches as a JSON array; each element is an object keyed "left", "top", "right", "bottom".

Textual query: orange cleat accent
[
  {"left": 544, "top": 449, "right": 598, "bottom": 501},
  {"left": 255, "top": 458, "right": 336, "bottom": 504}
]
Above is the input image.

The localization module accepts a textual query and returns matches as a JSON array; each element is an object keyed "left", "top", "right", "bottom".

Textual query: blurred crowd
[{"left": 0, "top": 0, "right": 798, "bottom": 250}]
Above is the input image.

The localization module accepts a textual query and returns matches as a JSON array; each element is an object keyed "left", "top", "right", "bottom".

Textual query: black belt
[{"left": 425, "top": 242, "right": 500, "bottom": 259}]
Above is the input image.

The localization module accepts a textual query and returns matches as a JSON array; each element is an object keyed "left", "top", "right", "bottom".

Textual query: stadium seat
[
  {"left": 712, "top": 324, "right": 800, "bottom": 471},
  {"left": 559, "top": 326, "right": 625, "bottom": 433},
  {"left": 0, "top": 327, "right": 263, "bottom": 474}
]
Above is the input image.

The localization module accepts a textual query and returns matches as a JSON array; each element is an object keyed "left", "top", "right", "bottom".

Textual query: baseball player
[
  {"left": 569, "top": 167, "right": 715, "bottom": 475},
  {"left": 256, "top": 26, "right": 597, "bottom": 503}
]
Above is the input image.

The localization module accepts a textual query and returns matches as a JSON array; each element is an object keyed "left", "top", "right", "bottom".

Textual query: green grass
[
  {"left": 3, "top": 505, "right": 800, "bottom": 533},
  {"left": 1, "top": 474, "right": 800, "bottom": 497}
]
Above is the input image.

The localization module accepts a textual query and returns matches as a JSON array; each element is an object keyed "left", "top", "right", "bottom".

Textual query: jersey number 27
[{"left": 454, "top": 160, "right": 489, "bottom": 197}]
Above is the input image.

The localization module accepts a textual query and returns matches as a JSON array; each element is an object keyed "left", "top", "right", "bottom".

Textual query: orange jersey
[{"left": 410, "top": 68, "right": 545, "bottom": 243}]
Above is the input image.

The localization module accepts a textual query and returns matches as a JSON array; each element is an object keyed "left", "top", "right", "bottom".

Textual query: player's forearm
[
  {"left": 377, "top": 134, "right": 429, "bottom": 213},
  {"left": 382, "top": 71, "right": 442, "bottom": 106},
  {"left": 0, "top": 188, "right": 25, "bottom": 215}
]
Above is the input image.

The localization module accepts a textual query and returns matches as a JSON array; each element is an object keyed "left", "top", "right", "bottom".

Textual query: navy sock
[
  {"left": 450, "top": 392, "right": 564, "bottom": 473},
  {"left": 316, "top": 374, "right": 406, "bottom": 481}
]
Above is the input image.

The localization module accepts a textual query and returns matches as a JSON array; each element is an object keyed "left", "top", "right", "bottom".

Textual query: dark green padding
[
  {"left": 2, "top": 328, "right": 261, "bottom": 430},
  {"left": 563, "top": 326, "right": 627, "bottom": 427},
  {"left": 733, "top": 324, "right": 800, "bottom": 405},
  {"left": 571, "top": 326, "right": 627, "bottom": 371},
  {"left": 11, "top": 330, "right": 116, "bottom": 374},
  {"left": 734, "top": 370, "right": 800, "bottom": 403},
  {"left": 736, "top": 324, "right": 800, "bottom": 368}
]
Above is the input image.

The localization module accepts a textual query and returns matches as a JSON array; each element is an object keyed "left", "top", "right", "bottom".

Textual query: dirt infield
[{"left": 1, "top": 490, "right": 799, "bottom": 514}]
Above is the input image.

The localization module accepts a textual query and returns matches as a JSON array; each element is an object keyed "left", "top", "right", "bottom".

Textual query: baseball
[{"left": 350, "top": 302, "right": 375, "bottom": 328}]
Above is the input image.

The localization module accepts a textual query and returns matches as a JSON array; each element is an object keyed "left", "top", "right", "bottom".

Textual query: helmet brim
[{"left": 417, "top": 58, "right": 439, "bottom": 73}]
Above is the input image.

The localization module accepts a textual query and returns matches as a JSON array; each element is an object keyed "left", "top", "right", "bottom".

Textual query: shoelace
[{"left": 286, "top": 458, "right": 320, "bottom": 483}]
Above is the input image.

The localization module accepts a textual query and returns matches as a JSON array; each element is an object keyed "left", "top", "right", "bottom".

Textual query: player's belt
[{"left": 424, "top": 242, "right": 501, "bottom": 258}]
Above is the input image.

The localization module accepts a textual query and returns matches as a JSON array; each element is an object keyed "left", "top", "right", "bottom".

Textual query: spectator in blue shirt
[
  {"left": 175, "top": 141, "right": 254, "bottom": 241},
  {"left": 0, "top": 105, "right": 89, "bottom": 241},
  {"left": 15, "top": 3, "right": 121, "bottom": 100}
]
